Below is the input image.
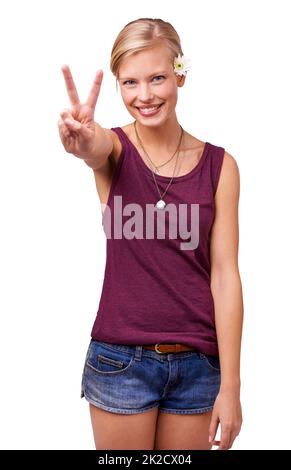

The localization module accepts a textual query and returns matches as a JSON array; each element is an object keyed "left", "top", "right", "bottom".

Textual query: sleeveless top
[{"left": 90, "top": 126, "right": 225, "bottom": 356}]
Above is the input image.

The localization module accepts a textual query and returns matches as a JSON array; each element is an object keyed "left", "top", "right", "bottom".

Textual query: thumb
[
  {"left": 60, "top": 109, "right": 91, "bottom": 140},
  {"left": 64, "top": 117, "right": 91, "bottom": 140}
]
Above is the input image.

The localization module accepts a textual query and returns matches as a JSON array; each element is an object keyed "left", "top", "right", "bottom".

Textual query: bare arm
[
  {"left": 208, "top": 151, "right": 244, "bottom": 450},
  {"left": 210, "top": 151, "right": 244, "bottom": 390},
  {"left": 82, "top": 123, "right": 113, "bottom": 170}
]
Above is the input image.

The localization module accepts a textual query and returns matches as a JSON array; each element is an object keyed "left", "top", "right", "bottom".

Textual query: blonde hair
[{"left": 110, "top": 18, "right": 184, "bottom": 90}]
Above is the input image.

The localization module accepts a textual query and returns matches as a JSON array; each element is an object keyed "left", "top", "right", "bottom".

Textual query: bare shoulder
[
  {"left": 216, "top": 150, "right": 240, "bottom": 199},
  {"left": 91, "top": 127, "right": 123, "bottom": 208},
  {"left": 210, "top": 150, "right": 240, "bottom": 272}
]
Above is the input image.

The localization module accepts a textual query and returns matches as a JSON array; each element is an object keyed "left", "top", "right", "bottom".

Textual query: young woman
[{"left": 58, "top": 18, "right": 243, "bottom": 451}]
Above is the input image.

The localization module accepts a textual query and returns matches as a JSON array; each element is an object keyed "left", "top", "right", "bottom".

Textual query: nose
[{"left": 138, "top": 83, "right": 154, "bottom": 102}]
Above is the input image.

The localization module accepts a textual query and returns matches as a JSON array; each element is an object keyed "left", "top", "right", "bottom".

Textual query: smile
[{"left": 136, "top": 103, "right": 164, "bottom": 116}]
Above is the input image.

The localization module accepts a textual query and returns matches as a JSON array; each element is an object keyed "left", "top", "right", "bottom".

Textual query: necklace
[
  {"left": 133, "top": 120, "right": 184, "bottom": 210},
  {"left": 149, "top": 143, "right": 179, "bottom": 175},
  {"left": 134, "top": 120, "right": 181, "bottom": 175}
]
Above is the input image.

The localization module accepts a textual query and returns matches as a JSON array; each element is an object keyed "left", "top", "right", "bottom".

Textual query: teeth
[{"left": 139, "top": 105, "right": 160, "bottom": 114}]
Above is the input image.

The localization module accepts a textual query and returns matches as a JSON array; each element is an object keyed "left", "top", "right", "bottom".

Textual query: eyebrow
[{"left": 119, "top": 71, "right": 168, "bottom": 80}]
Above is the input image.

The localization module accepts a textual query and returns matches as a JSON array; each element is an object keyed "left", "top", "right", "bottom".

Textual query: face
[{"left": 117, "top": 44, "right": 185, "bottom": 127}]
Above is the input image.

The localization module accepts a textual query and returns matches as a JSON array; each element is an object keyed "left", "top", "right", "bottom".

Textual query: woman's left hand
[{"left": 208, "top": 390, "right": 243, "bottom": 450}]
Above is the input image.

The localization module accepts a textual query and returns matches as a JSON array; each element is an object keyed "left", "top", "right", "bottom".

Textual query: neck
[{"left": 134, "top": 115, "right": 182, "bottom": 152}]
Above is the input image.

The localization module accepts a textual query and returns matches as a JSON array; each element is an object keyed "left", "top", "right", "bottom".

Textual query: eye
[
  {"left": 122, "top": 75, "right": 165, "bottom": 86},
  {"left": 153, "top": 75, "right": 165, "bottom": 82}
]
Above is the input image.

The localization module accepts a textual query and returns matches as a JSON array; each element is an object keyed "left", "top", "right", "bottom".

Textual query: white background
[{"left": 0, "top": 0, "right": 290, "bottom": 450}]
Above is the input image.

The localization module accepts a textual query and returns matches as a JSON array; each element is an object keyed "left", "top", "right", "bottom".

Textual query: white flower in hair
[{"left": 173, "top": 53, "right": 191, "bottom": 76}]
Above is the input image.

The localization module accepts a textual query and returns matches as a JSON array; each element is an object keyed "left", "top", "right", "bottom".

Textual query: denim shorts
[{"left": 80, "top": 339, "right": 221, "bottom": 415}]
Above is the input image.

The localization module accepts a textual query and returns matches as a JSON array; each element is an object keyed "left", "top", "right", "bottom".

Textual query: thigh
[
  {"left": 81, "top": 340, "right": 164, "bottom": 449},
  {"left": 90, "top": 404, "right": 159, "bottom": 450},
  {"left": 154, "top": 409, "right": 213, "bottom": 450}
]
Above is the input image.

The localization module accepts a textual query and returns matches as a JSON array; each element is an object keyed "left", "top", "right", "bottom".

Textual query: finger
[
  {"left": 64, "top": 117, "right": 91, "bottom": 140},
  {"left": 58, "top": 117, "right": 68, "bottom": 132},
  {"left": 228, "top": 430, "right": 239, "bottom": 450},
  {"left": 85, "top": 69, "right": 103, "bottom": 110},
  {"left": 208, "top": 415, "right": 219, "bottom": 444},
  {"left": 60, "top": 108, "right": 73, "bottom": 121},
  {"left": 58, "top": 118, "right": 71, "bottom": 139},
  {"left": 218, "top": 429, "right": 231, "bottom": 450},
  {"left": 61, "top": 64, "right": 81, "bottom": 107},
  {"left": 59, "top": 112, "right": 73, "bottom": 133},
  {"left": 58, "top": 117, "right": 66, "bottom": 129},
  {"left": 211, "top": 440, "right": 220, "bottom": 446},
  {"left": 64, "top": 117, "right": 81, "bottom": 130}
]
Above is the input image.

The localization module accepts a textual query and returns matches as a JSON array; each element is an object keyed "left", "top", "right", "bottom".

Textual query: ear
[{"left": 176, "top": 74, "right": 186, "bottom": 87}]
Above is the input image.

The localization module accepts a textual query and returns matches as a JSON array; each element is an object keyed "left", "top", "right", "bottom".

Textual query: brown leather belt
[{"left": 143, "top": 343, "right": 198, "bottom": 354}]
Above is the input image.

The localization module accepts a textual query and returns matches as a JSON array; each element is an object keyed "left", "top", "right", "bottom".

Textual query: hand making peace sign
[{"left": 58, "top": 65, "right": 104, "bottom": 160}]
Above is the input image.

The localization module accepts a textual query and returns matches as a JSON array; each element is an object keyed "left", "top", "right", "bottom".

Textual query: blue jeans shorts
[{"left": 80, "top": 339, "right": 221, "bottom": 415}]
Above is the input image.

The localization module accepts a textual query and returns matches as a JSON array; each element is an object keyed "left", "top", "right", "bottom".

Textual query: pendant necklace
[{"left": 133, "top": 120, "right": 184, "bottom": 210}]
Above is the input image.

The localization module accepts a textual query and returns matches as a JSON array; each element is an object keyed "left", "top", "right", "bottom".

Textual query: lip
[{"left": 136, "top": 103, "right": 164, "bottom": 117}]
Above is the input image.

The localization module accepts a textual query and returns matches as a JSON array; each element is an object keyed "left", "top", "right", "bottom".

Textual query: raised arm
[{"left": 58, "top": 65, "right": 113, "bottom": 170}]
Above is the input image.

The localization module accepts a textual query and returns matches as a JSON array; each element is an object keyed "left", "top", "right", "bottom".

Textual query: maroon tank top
[{"left": 90, "top": 126, "right": 225, "bottom": 356}]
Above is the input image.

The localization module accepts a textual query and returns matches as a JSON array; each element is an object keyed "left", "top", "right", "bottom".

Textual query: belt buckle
[{"left": 154, "top": 343, "right": 164, "bottom": 354}]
